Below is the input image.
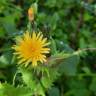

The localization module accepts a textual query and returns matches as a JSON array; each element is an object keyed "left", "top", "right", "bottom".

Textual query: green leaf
[
  {"left": 0, "top": 55, "right": 9, "bottom": 68},
  {"left": 47, "top": 52, "right": 79, "bottom": 76},
  {"left": 0, "top": 48, "right": 13, "bottom": 68},
  {"left": 0, "top": 71, "right": 6, "bottom": 80},
  {"left": 0, "top": 83, "right": 32, "bottom": 96},
  {"left": 20, "top": 68, "right": 36, "bottom": 91},
  {"left": 50, "top": 38, "right": 58, "bottom": 54},
  {"left": 41, "top": 68, "right": 59, "bottom": 89},
  {"left": 45, "top": 0, "right": 57, "bottom": 7},
  {"left": 0, "top": 27, "right": 6, "bottom": 38},
  {"left": 90, "top": 77, "right": 96, "bottom": 94},
  {"left": 48, "top": 87, "right": 60, "bottom": 96},
  {"left": 59, "top": 54, "right": 79, "bottom": 76},
  {"left": 79, "top": 38, "right": 87, "bottom": 48},
  {"left": 65, "top": 89, "right": 90, "bottom": 96},
  {"left": 82, "top": 67, "right": 91, "bottom": 74},
  {"left": 31, "top": 3, "right": 38, "bottom": 15},
  {"left": 84, "top": 13, "right": 92, "bottom": 21},
  {"left": 67, "top": 78, "right": 87, "bottom": 89},
  {"left": 2, "top": 16, "right": 17, "bottom": 35},
  {"left": 49, "top": 13, "right": 59, "bottom": 31},
  {"left": 20, "top": 68, "right": 46, "bottom": 96}
]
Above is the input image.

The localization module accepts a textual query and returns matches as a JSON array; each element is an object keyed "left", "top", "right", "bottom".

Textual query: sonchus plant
[{"left": 0, "top": 3, "right": 80, "bottom": 96}]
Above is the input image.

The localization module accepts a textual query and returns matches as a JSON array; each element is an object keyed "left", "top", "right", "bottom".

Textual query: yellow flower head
[{"left": 12, "top": 31, "right": 50, "bottom": 67}]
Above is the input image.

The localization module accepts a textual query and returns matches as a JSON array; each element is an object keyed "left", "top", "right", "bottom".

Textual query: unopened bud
[{"left": 28, "top": 7, "right": 34, "bottom": 21}]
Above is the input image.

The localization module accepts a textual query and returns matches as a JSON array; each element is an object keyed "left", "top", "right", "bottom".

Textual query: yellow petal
[
  {"left": 32, "top": 59, "right": 37, "bottom": 66},
  {"left": 41, "top": 50, "right": 50, "bottom": 53},
  {"left": 25, "top": 59, "right": 31, "bottom": 67},
  {"left": 32, "top": 32, "right": 36, "bottom": 41},
  {"left": 38, "top": 34, "right": 43, "bottom": 41},
  {"left": 18, "top": 58, "right": 26, "bottom": 64},
  {"left": 36, "top": 32, "right": 41, "bottom": 39},
  {"left": 42, "top": 42, "right": 50, "bottom": 46},
  {"left": 41, "top": 48, "right": 50, "bottom": 51}
]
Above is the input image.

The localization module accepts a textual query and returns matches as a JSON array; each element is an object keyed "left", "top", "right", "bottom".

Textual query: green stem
[
  {"left": 12, "top": 71, "right": 18, "bottom": 86},
  {"left": 79, "top": 73, "right": 96, "bottom": 77},
  {"left": 74, "top": 48, "right": 96, "bottom": 55}
]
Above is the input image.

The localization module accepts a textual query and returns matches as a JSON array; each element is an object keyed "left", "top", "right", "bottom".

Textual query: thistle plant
[
  {"left": 0, "top": 1, "right": 96, "bottom": 96},
  {"left": 0, "top": 3, "right": 62, "bottom": 96}
]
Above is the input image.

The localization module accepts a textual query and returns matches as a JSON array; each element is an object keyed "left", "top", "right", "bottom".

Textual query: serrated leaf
[
  {"left": 41, "top": 68, "right": 59, "bottom": 89},
  {"left": 0, "top": 83, "right": 32, "bottom": 96},
  {"left": 58, "top": 54, "right": 79, "bottom": 76},
  {"left": 47, "top": 52, "right": 79, "bottom": 76},
  {"left": 20, "top": 68, "right": 38, "bottom": 93}
]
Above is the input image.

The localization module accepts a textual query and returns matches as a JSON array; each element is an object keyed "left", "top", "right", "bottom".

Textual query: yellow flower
[{"left": 12, "top": 31, "right": 50, "bottom": 67}]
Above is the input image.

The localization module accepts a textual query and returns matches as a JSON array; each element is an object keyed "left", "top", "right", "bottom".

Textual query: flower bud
[{"left": 28, "top": 7, "right": 34, "bottom": 21}]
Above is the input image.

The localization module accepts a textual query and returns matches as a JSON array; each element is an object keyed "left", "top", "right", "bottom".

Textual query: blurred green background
[{"left": 0, "top": 0, "right": 96, "bottom": 96}]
